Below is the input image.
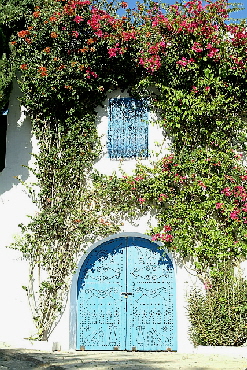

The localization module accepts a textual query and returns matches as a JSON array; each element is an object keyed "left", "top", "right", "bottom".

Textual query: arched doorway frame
[{"left": 69, "top": 232, "right": 177, "bottom": 350}]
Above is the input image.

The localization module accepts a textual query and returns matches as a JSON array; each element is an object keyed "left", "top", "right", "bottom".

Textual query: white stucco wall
[
  {"left": 0, "top": 81, "right": 38, "bottom": 346},
  {"left": 1, "top": 83, "right": 246, "bottom": 354}
]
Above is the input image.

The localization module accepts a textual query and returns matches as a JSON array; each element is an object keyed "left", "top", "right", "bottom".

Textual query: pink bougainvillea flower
[
  {"left": 204, "top": 282, "right": 212, "bottom": 290},
  {"left": 72, "top": 31, "right": 79, "bottom": 38},
  {"left": 191, "top": 86, "right": 198, "bottom": 93},
  {"left": 207, "top": 48, "right": 219, "bottom": 58},
  {"left": 139, "top": 55, "right": 161, "bottom": 73},
  {"left": 163, "top": 225, "right": 172, "bottom": 232},
  {"left": 230, "top": 210, "right": 239, "bottom": 220},
  {"left": 122, "top": 31, "right": 136, "bottom": 41},
  {"left": 177, "top": 57, "right": 195, "bottom": 67},
  {"left": 177, "top": 57, "right": 188, "bottom": 67},
  {"left": 152, "top": 232, "right": 173, "bottom": 243},
  {"left": 215, "top": 203, "right": 224, "bottom": 209},
  {"left": 74, "top": 15, "right": 83, "bottom": 24},
  {"left": 242, "top": 203, "right": 247, "bottom": 212},
  {"left": 170, "top": 4, "right": 179, "bottom": 11},
  {"left": 234, "top": 153, "right": 243, "bottom": 160},
  {"left": 159, "top": 41, "right": 166, "bottom": 48},
  {"left": 94, "top": 30, "right": 103, "bottom": 37},
  {"left": 221, "top": 187, "right": 232, "bottom": 196},
  {"left": 108, "top": 48, "right": 118, "bottom": 57},
  {"left": 151, "top": 233, "right": 160, "bottom": 241},
  {"left": 191, "top": 42, "right": 203, "bottom": 53},
  {"left": 90, "top": 71, "right": 97, "bottom": 78},
  {"left": 234, "top": 185, "right": 246, "bottom": 199},
  {"left": 138, "top": 197, "right": 145, "bottom": 204},
  {"left": 158, "top": 193, "right": 167, "bottom": 201},
  {"left": 198, "top": 180, "right": 206, "bottom": 189},
  {"left": 162, "top": 234, "right": 173, "bottom": 242}
]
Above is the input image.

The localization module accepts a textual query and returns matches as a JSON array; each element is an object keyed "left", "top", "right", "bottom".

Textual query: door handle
[{"left": 121, "top": 292, "right": 133, "bottom": 297}]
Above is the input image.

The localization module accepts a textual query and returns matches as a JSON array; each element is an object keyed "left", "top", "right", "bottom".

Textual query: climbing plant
[
  {"left": 0, "top": 27, "right": 12, "bottom": 113},
  {"left": 0, "top": 0, "right": 34, "bottom": 112},
  {"left": 188, "top": 262, "right": 247, "bottom": 346},
  {"left": 12, "top": 0, "right": 247, "bottom": 343},
  {"left": 13, "top": 0, "right": 143, "bottom": 340}
]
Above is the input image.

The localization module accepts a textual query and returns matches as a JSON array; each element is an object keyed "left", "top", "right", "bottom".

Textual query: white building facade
[{"left": 1, "top": 82, "right": 246, "bottom": 355}]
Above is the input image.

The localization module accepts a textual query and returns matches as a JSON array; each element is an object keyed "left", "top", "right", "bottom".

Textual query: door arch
[{"left": 77, "top": 236, "right": 177, "bottom": 351}]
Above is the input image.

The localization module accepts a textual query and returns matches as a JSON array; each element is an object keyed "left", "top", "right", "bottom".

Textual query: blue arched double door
[{"left": 77, "top": 237, "right": 177, "bottom": 351}]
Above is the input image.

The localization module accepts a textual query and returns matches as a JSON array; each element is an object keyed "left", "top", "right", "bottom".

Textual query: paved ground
[{"left": 0, "top": 348, "right": 247, "bottom": 370}]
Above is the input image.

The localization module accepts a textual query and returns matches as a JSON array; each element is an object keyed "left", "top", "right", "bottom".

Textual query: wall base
[{"left": 192, "top": 345, "right": 247, "bottom": 358}]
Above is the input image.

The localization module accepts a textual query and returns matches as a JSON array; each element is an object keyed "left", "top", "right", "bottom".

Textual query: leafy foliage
[
  {"left": 10, "top": 0, "right": 247, "bottom": 341},
  {"left": 0, "top": 0, "right": 34, "bottom": 112},
  {"left": 0, "top": 21, "right": 11, "bottom": 112},
  {"left": 188, "top": 266, "right": 247, "bottom": 346},
  {"left": 12, "top": 0, "right": 137, "bottom": 339},
  {"left": 95, "top": 148, "right": 247, "bottom": 274}
]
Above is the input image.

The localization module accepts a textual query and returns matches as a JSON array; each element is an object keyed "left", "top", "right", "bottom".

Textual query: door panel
[
  {"left": 126, "top": 237, "right": 176, "bottom": 351},
  {"left": 77, "top": 238, "right": 127, "bottom": 350}
]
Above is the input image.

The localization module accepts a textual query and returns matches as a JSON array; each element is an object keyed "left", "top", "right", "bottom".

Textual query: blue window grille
[
  {"left": 107, "top": 98, "right": 149, "bottom": 159},
  {"left": 0, "top": 110, "right": 8, "bottom": 172}
]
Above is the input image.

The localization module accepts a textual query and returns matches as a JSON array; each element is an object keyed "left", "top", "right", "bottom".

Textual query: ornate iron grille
[{"left": 107, "top": 98, "right": 149, "bottom": 159}]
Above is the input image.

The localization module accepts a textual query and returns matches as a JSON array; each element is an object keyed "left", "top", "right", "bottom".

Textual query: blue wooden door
[{"left": 77, "top": 237, "right": 177, "bottom": 351}]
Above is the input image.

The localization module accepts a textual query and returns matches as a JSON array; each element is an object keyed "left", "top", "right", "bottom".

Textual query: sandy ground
[{"left": 0, "top": 348, "right": 247, "bottom": 370}]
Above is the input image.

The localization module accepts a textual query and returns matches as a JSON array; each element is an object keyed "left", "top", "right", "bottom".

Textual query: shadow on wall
[{"left": 0, "top": 80, "right": 33, "bottom": 195}]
